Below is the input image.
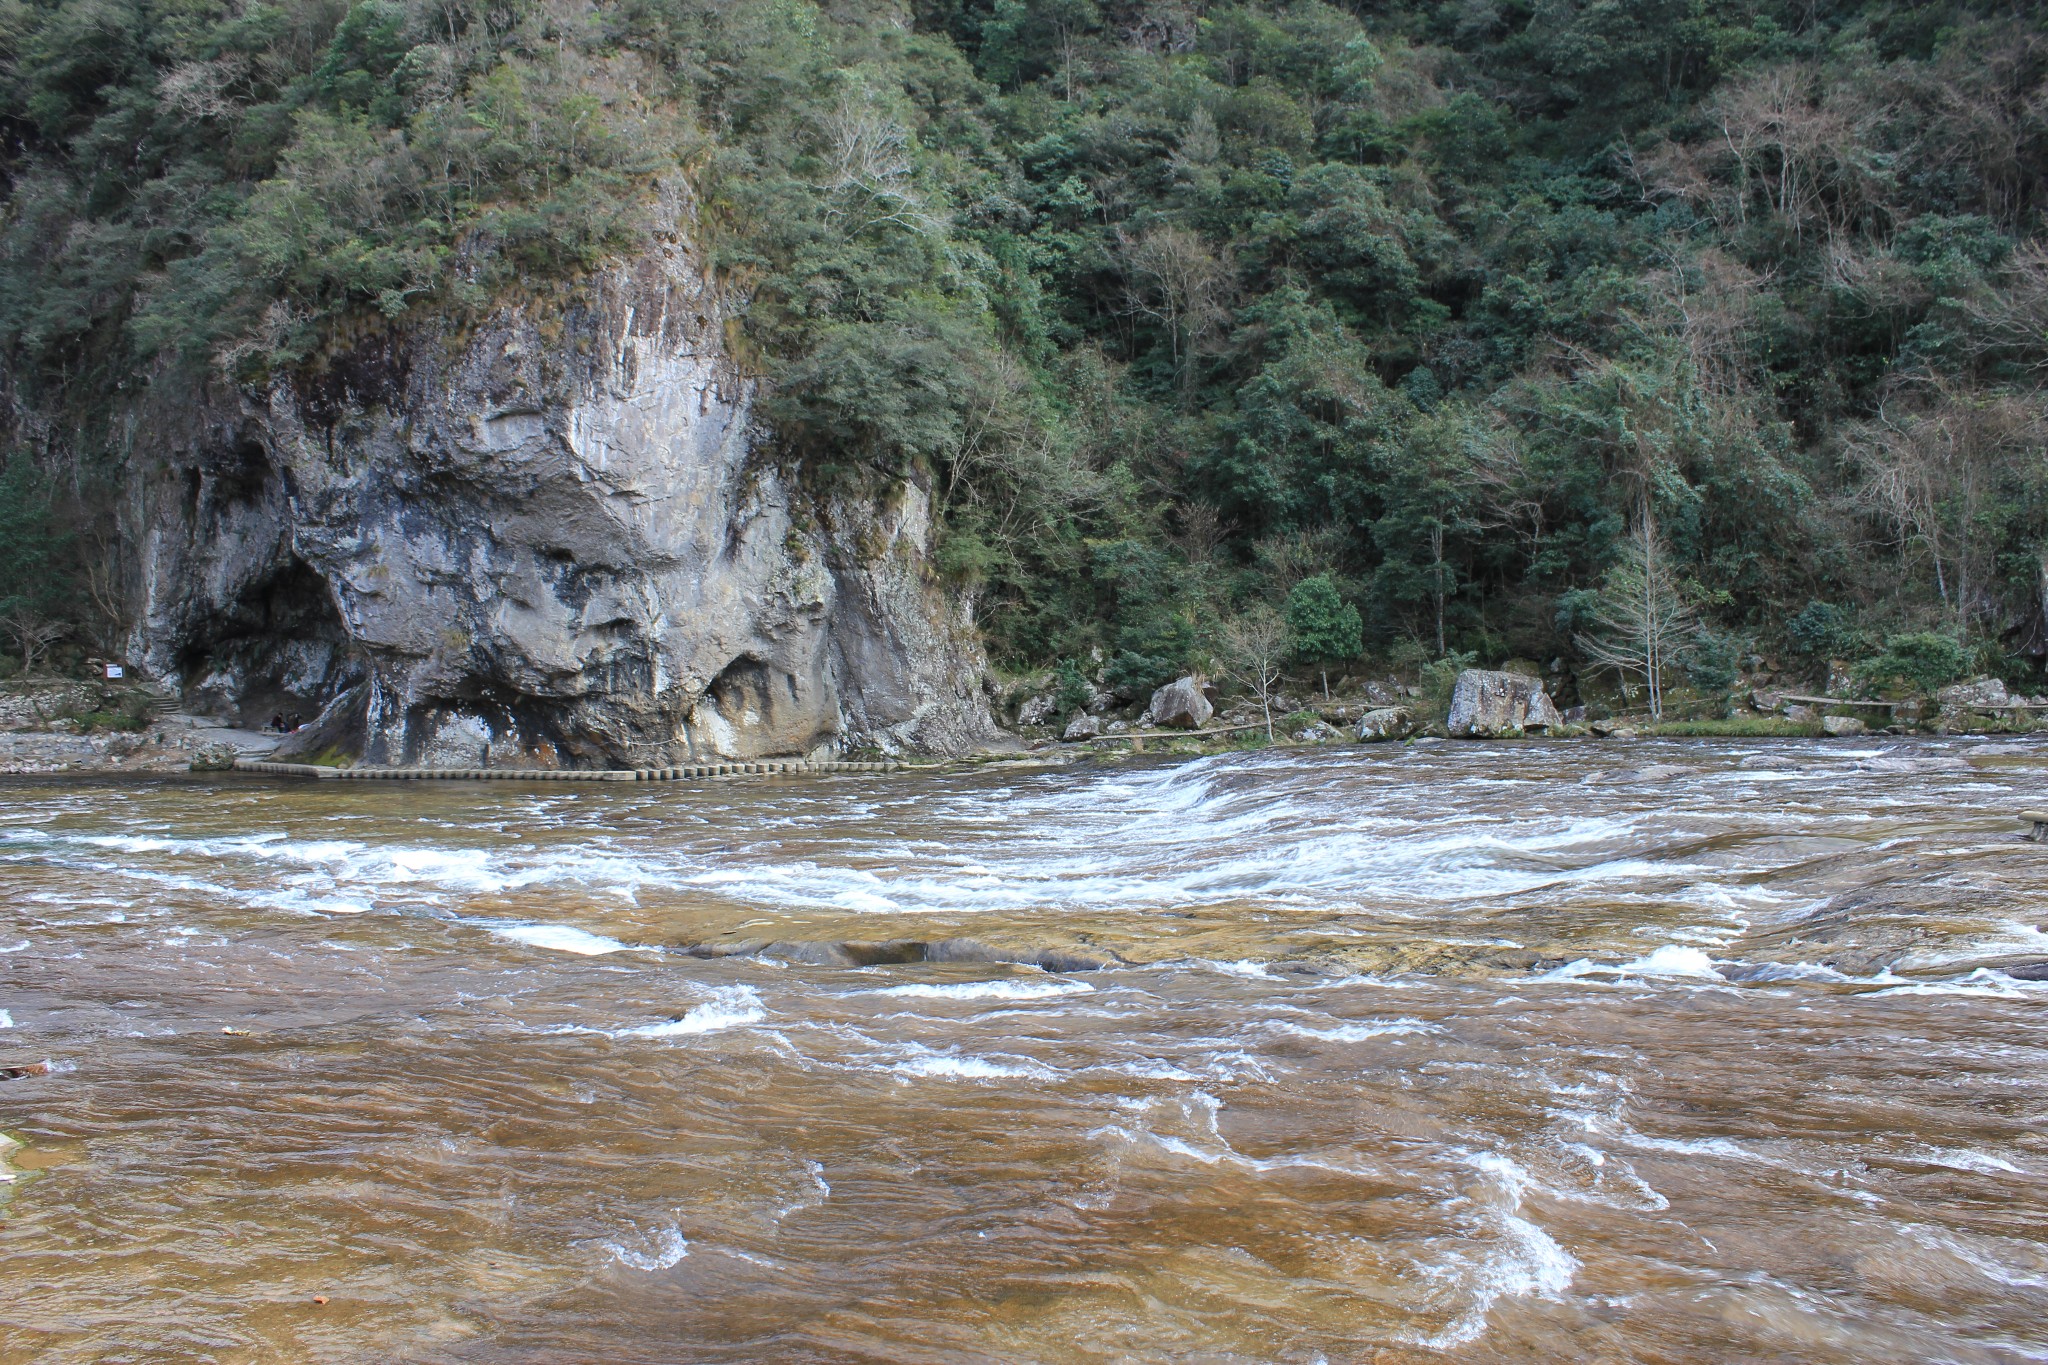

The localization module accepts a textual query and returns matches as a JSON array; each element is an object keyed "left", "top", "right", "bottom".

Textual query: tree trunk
[{"left": 1430, "top": 523, "right": 1446, "bottom": 657}]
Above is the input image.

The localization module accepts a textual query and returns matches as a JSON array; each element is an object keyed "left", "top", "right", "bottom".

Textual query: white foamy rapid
[
  {"left": 869, "top": 977, "right": 1094, "bottom": 1002},
  {"left": 0, "top": 751, "right": 1717, "bottom": 922},
  {"left": 488, "top": 922, "right": 633, "bottom": 956},
  {"left": 1416, "top": 1152, "right": 1579, "bottom": 1350},
  {"left": 609, "top": 987, "right": 766, "bottom": 1037},
  {"left": 1535, "top": 945, "right": 1724, "bottom": 982},
  {"left": 604, "top": 1225, "right": 690, "bottom": 1271}
]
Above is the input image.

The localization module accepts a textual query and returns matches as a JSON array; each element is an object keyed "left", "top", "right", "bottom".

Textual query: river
[{"left": 3, "top": 740, "right": 2046, "bottom": 1363}]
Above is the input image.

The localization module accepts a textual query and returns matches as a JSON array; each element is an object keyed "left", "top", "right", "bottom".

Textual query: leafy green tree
[
  {"left": 1854, "top": 633, "right": 1970, "bottom": 697},
  {"left": 1285, "top": 574, "right": 1361, "bottom": 697},
  {"left": 1786, "top": 601, "right": 1866, "bottom": 666},
  {"left": 1368, "top": 402, "right": 1515, "bottom": 656},
  {"left": 1052, "top": 658, "right": 1093, "bottom": 720}
]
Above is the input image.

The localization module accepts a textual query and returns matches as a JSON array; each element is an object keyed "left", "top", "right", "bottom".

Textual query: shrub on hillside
[{"left": 1853, "top": 633, "right": 1970, "bottom": 696}]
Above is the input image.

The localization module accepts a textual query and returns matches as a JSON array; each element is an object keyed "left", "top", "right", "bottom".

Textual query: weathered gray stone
[
  {"left": 1015, "top": 691, "right": 1058, "bottom": 727},
  {"left": 115, "top": 188, "right": 998, "bottom": 769},
  {"left": 1938, "top": 676, "right": 2010, "bottom": 710},
  {"left": 1446, "top": 670, "right": 1562, "bottom": 738},
  {"left": 1147, "top": 676, "right": 1213, "bottom": 730},
  {"left": 189, "top": 743, "right": 238, "bottom": 772},
  {"left": 1062, "top": 713, "right": 1102, "bottom": 742},
  {"left": 1355, "top": 706, "right": 1413, "bottom": 742},
  {"left": 1821, "top": 715, "right": 1867, "bottom": 737}
]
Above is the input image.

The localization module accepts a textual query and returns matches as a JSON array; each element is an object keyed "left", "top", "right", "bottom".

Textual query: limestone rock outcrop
[
  {"left": 1446, "top": 670, "right": 1561, "bottom": 738},
  {"left": 114, "top": 197, "right": 998, "bottom": 767}
]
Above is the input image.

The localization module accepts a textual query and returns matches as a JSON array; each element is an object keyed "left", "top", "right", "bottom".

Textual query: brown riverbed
[{"left": 3, "top": 739, "right": 2047, "bottom": 1362}]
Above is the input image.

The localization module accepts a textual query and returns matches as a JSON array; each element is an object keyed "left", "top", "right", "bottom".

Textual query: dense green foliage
[
  {"left": 3, "top": 0, "right": 2047, "bottom": 691},
  {"left": 1854, "top": 630, "right": 1971, "bottom": 695},
  {"left": 1285, "top": 573, "right": 1361, "bottom": 671}
]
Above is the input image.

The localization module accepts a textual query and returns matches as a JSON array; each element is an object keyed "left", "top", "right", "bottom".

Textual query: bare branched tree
[
  {"left": 1960, "top": 243, "right": 2048, "bottom": 377},
  {"left": 1708, "top": 65, "right": 1893, "bottom": 256},
  {"left": 1119, "top": 225, "right": 1233, "bottom": 404},
  {"left": 1, "top": 609, "right": 66, "bottom": 676},
  {"left": 1648, "top": 246, "right": 1773, "bottom": 399},
  {"left": 79, "top": 515, "right": 129, "bottom": 654},
  {"left": 159, "top": 55, "right": 250, "bottom": 121},
  {"left": 1850, "top": 377, "right": 2046, "bottom": 629},
  {"left": 1222, "top": 609, "right": 1287, "bottom": 742},
  {"left": 817, "top": 92, "right": 943, "bottom": 237},
  {"left": 1575, "top": 511, "right": 1697, "bottom": 721},
  {"left": 1171, "top": 503, "right": 1230, "bottom": 568}
]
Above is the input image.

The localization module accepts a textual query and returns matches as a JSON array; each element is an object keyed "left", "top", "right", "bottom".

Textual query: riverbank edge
[{"left": 3, "top": 695, "right": 2043, "bottom": 780}]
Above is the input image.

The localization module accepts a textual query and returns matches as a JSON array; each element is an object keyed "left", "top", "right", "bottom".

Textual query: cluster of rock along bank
[{"left": 109, "top": 207, "right": 998, "bottom": 769}]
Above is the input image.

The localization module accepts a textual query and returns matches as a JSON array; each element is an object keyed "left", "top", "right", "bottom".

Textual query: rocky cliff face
[{"left": 118, "top": 208, "right": 999, "bottom": 767}]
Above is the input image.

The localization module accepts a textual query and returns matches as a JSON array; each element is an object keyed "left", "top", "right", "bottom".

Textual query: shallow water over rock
[{"left": 4, "top": 740, "right": 2047, "bottom": 1362}]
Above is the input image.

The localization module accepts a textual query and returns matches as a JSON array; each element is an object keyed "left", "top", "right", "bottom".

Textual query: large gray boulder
[
  {"left": 1446, "top": 670, "right": 1562, "bottom": 738},
  {"left": 1938, "top": 676, "right": 2009, "bottom": 710},
  {"left": 1062, "top": 713, "right": 1102, "bottom": 742},
  {"left": 1355, "top": 706, "right": 1413, "bottom": 742},
  {"left": 1147, "top": 676, "right": 1214, "bottom": 730}
]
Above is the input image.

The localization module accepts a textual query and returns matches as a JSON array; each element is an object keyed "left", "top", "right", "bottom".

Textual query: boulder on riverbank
[
  {"left": 1355, "top": 707, "right": 1413, "bottom": 742},
  {"left": 1447, "top": 670, "right": 1562, "bottom": 738},
  {"left": 189, "top": 742, "right": 239, "bottom": 771},
  {"left": 1821, "top": 715, "right": 1867, "bottom": 737},
  {"left": 1061, "top": 714, "right": 1102, "bottom": 742},
  {"left": 1938, "top": 676, "right": 2009, "bottom": 710},
  {"left": 1146, "top": 677, "right": 1213, "bottom": 730}
]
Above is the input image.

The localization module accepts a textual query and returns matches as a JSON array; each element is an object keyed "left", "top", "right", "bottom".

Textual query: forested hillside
[{"left": 3, "top": 0, "right": 2046, "bottom": 700}]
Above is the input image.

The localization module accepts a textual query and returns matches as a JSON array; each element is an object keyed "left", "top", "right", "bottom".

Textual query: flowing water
[{"left": 4, "top": 740, "right": 2048, "bottom": 1363}]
